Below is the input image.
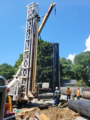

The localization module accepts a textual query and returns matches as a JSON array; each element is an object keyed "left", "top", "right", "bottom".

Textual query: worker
[
  {"left": 52, "top": 86, "right": 61, "bottom": 108},
  {"left": 67, "top": 86, "right": 72, "bottom": 101},
  {"left": 76, "top": 87, "right": 80, "bottom": 99},
  {"left": 5, "top": 87, "right": 13, "bottom": 113}
]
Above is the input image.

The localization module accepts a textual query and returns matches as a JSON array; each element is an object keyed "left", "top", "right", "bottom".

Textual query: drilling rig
[{"left": 7, "top": 2, "right": 56, "bottom": 104}]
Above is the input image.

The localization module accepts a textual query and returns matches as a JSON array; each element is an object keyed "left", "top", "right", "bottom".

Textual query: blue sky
[{"left": 0, "top": 0, "right": 90, "bottom": 65}]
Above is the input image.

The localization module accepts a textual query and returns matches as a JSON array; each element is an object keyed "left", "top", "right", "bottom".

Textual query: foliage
[
  {"left": 72, "top": 51, "right": 90, "bottom": 85},
  {"left": 15, "top": 54, "right": 23, "bottom": 72},
  {"left": 74, "top": 79, "right": 88, "bottom": 87},
  {"left": 14, "top": 39, "right": 53, "bottom": 87},
  {"left": 2, "top": 40, "right": 90, "bottom": 87},
  {"left": 60, "top": 57, "right": 74, "bottom": 79},
  {"left": 0, "top": 63, "right": 16, "bottom": 80},
  {"left": 37, "top": 39, "right": 53, "bottom": 86}
]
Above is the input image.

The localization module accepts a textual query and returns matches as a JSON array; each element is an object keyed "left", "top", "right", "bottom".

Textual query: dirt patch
[
  {"left": 16, "top": 106, "right": 76, "bottom": 120},
  {"left": 16, "top": 100, "right": 76, "bottom": 120}
]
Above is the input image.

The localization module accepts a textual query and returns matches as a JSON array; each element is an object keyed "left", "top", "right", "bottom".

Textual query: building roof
[{"left": 63, "top": 79, "right": 76, "bottom": 85}]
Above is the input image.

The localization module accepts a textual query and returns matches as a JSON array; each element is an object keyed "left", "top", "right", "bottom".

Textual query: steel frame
[{"left": 19, "top": 2, "right": 39, "bottom": 100}]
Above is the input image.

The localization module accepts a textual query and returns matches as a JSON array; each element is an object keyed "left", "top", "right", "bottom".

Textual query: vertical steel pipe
[{"left": 53, "top": 43, "right": 60, "bottom": 92}]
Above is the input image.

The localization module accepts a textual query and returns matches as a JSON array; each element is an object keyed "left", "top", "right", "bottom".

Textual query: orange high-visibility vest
[
  {"left": 5, "top": 96, "right": 12, "bottom": 112},
  {"left": 76, "top": 90, "right": 80, "bottom": 96},
  {"left": 67, "top": 89, "right": 72, "bottom": 95}
]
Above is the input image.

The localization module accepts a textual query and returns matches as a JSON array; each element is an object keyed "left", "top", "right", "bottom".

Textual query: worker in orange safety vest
[
  {"left": 76, "top": 87, "right": 80, "bottom": 99},
  {"left": 67, "top": 86, "right": 72, "bottom": 101},
  {"left": 5, "top": 87, "right": 13, "bottom": 113}
]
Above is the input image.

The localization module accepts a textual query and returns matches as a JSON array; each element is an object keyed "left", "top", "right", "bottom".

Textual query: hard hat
[
  {"left": 78, "top": 87, "right": 80, "bottom": 89},
  {"left": 55, "top": 87, "right": 58, "bottom": 90},
  {"left": 68, "top": 86, "right": 70, "bottom": 88},
  {"left": 7, "top": 87, "right": 10, "bottom": 92}
]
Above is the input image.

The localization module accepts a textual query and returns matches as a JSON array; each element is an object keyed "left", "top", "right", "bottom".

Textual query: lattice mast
[
  {"left": 8, "top": 2, "right": 56, "bottom": 102},
  {"left": 20, "top": 2, "right": 39, "bottom": 100}
]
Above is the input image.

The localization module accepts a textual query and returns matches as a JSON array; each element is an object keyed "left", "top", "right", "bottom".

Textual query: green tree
[
  {"left": 74, "top": 79, "right": 88, "bottom": 87},
  {"left": 72, "top": 51, "right": 90, "bottom": 85},
  {"left": 60, "top": 57, "right": 73, "bottom": 79},
  {"left": 0, "top": 63, "right": 16, "bottom": 79},
  {"left": 37, "top": 39, "right": 53, "bottom": 86},
  {"left": 15, "top": 54, "right": 23, "bottom": 71},
  {"left": 14, "top": 39, "right": 53, "bottom": 87}
]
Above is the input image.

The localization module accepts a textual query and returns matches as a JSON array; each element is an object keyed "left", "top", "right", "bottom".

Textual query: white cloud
[
  {"left": 85, "top": 35, "right": 90, "bottom": 52},
  {"left": 67, "top": 53, "right": 76, "bottom": 62},
  {"left": 20, "top": 25, "right": 26, "bottom": 31},
  {"left": 67, "top": 35, "right": 90, "bottom": 62}
]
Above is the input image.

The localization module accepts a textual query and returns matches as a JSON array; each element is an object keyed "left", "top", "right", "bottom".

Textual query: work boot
[
  {"left": 58, "top": 102, "right": 61, "bottom": 108},
  {"left": 52, "top": 104, "right": 55, "bottom": 108}
]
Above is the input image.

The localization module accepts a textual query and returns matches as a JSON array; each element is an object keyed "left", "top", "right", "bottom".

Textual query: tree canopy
[
  {"left": 72, "top": 51, "right": 90, "bottom": 85},
  {"left": 60, "top": 57, "right": 73, "bottom": 79},
  {"left": 37, "top": 39, "right": 53, "bottom": 84},
  {"left": 74, "top": 79, "right": 88, "bottom": 87},
  {"left": 0, "top": 63, "right": 16, "bottom": 79},
  {"left": 1, "top": 39, "right": 90, "bottom": 87},
  {"left": 14, "top": 39, "right": 53, "bottom": 86},
  {"left": 15, "top": 54, "right": 23, "bottom": 71}
]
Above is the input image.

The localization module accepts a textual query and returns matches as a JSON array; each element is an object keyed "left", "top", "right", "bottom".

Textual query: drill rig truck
[
  {"left": 7, "top": 2, "right": 56, "bottom": 104},
  {"left": 0, "top": 2, "right": 56, "bottom": 120}
]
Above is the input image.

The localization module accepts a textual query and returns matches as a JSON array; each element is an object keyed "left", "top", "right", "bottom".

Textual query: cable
[
  {"left": 53, "top": 7, "right": 56, "bottom": 44},
  {"left": 53, "top": 6, "right": 60, "bottom": 44},
  {"left": 55, "top": 16, "right": 60, "bottom": 44}
]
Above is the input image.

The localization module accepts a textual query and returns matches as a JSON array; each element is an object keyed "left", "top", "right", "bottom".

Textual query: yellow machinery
[{"left": 38, "top": 2, "right": 56, "bottom": 34}]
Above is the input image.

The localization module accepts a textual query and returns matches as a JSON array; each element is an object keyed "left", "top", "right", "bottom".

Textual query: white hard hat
[{"left": 55, "top": 87, "right": 58, "bottom": 90}]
